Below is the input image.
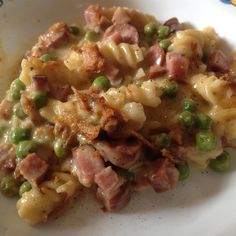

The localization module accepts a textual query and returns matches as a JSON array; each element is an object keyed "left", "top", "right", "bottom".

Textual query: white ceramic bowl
[{"left": 0, "top": 1, "right": 236, "bottom": 235}]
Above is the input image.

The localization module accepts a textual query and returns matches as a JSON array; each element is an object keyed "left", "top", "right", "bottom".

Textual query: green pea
[
  {"left": 54, "top": 139, "right": 67, "bottom": 158},
  {"left": 0, "top": 175, "right": 19, "bottom": 197},
  {"left": 159, "top": 39, "right": 171, "bottom": 51},
  {"left": 31, "top": 91, "right": 48, "bottom": 108},
  {"left": 153, "top": 133, "right": 171, "bottom": 149},
  {"left": 196, "top": 131, "right": 217, "bottom": 151},
  {"left": 144, "top": 22, "right": 158, "bottom": 36},
  {"left": 183, "top": 98, "right": 197, "bottom": 112},
  {"left": 179, "top": 111, "right": 196, "bottom": 128},
  {"left": 209, "top": 151, "right": 230, "bottom": 172},
  {"left": 40, "top": 54, "right": 57, "bottom": 63},
  {"left": 10, "top": 128, "right": 31, "bottom": 144},
  {"left": 69, "top": 26, "right": 80, "bottom": 36},
  {"left": 9, "top": 79, "right": 26, "bottom": 101},
  {"left": 16, "top": 140, "right": 37, "bottom": 159},
  {"left": 92, "top": 76, "right": 111, "bottom": 90},
  {"left": 84, "top": 31, "right": 98, "bottom": 42},
  {"left": 163, "top": 82, "right": 178, "bottom": 97},
  {"left": 176, "top": 163, "right": 190, "bottom": 181},
  {"left": 13, "top": 103, "right": 27, "bottom": 119},
  {"left": 19, "top": 181, "right": 32, "bottom": 197},
  {"left": 157, "top": 25, "right": 170, "bottom": 38},
  {"left": 195, "top": 113, "right": 213, "bottom": 130}
]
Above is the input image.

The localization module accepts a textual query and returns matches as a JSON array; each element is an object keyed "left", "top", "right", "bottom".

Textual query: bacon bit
[
  {"left": 31, "top": 22, "right": 70, "bottom": 57},
  {"left": 0, "top": 98, "right": 14, "bottom": 120},
  {"left": 161, "top": 149, "right": 182, "bottom": 164},
  {"left": 32, "top": 75, "right": 49, "bottom": 92},
  {"left": 148, "top": 159, "right": 179, "bottom": 192},
  {"left": 77, "top": 42, "right": 105, "bottom": 73},
  {"left": 0, "top": 144, "right": 16, "bottom": 172},
  {"left": 145, "top": 44, "right": 166, "bottom": 66},
  {"left": 148, "top": 64, "right": 167, "bottom": 79},
  {"left": 19, "top": 153, "right": 48, "bottom": 183},
  {"left": 112, "top": 7, "right": 131, "bottom": 25}
]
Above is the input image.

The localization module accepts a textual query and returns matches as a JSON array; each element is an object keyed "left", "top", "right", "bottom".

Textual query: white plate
[{"left": 0, "top": 0, "right": 236, "bottom": 235}]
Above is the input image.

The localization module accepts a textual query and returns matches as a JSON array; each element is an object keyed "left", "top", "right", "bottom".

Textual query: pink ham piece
[
  {"left": 49, "top": 84, "right": 72, "bottom": 102},
  {"left": 97, "top": 183, "right": 132, "bottom": 211},
  {"left": 93, "top": 140, "right": 143, "bottom": 169},
  {"left": 99, "top": 16, "right": 112, "bottom": 31},
  {"left": 0, "top": 98, "right": 14, "bottom": 120},
  {"left": 148, "top": 159, "right": 179, "bottom": 193},
  {"left": 148, "top": 64, "right": 167, "bottom": 79},
  {"left": 146, "top": 44, "right": 165, "bottom": 66},
  {"left": 95, "top": 167, "right": 131, "bottom": 211},
  {"left": 32, "top": 75, "right": 49, "bottom": 92},
  {"left": 0, "top": 143, "right": 16, "bottom": 171},
  {"left": 112, "top": 7, "right": 131, "bottom": 24},
  {"left": 103, "top": 23, "right": 139, "bottom": 45},
  {"left": 73, "top": 145, "right": 104, "bottom": 187},
  {"left": 84, "top": 4, "right": 102, "bottom": 32},
  {"left": 166, "top": 52, "right": 189, "bottom": 81},
  {"left": 208, "top": 50, "right": 229, "bottom": 73},
  {"left": 103, "top": 61, "right": 120, "bottom": 86},
  {"left": 95, "top": 166, "right": 124, "bottom": 199},
  {"left": 19, "top": 153, "right": 48, "bottom": 183},
  {"left": 31, "top": 23, "right": 70, "bottom": 57}
]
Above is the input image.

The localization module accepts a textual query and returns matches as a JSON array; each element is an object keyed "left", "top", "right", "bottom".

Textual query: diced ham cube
[
  {"left": 84, "top": 4, "right": 102, "bottom": 32},
  {"left": 208, "top": 50, "right": 229, "bottom": 73},
  {"left": 148, "top": 64, "right": 167, "bottom": 79},
  {"left": 103, "top": 61, "right": 120, "bottom": 86},
  {"left": 49, "top": 84, "right": 72, "bottom": 102},
  {"left": 145, "top": 45, "right": 165, "bottom": 66},
  {"left": 96, "top": 183, "right": 132, "bottom": 211},
  {"left": 94, "top": 140, "right": 143, "bottom": 169},
  {"left": 95, "top": 166, "right": 124, "bottom": 199},
  {"left": 0, "top": 98, "right": 14, "bottom": 120},
  {"left": 148, "top": 159, "right": 179, "bottom": 193},
  {"left": 31, "top": 23, "right": 70, "bottom": 57},
  {"left": 73, "top": 145, "right": 104, "bottom": 187},
  {"left": 0, "top": 143, "right": 16, "bottom": 171},
  {"left": 112, "top": 7, "right": 131, "bottom": 25},
  {"left": 166, "top": 52, "right": 189, "bottom": 81},
  {"left": 104, "top": 23, "right": 139, "bottom": 45},
  {"left": 19, "top": 153, "right": 48, "bottom": 183},
  {"left": 32, "top": 75, "right": 49, "bottom": 92}
]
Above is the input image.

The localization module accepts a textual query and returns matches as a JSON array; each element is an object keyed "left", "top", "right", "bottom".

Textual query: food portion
[{"left": 0, "top": 5, "right": 236, "bottom": 225}]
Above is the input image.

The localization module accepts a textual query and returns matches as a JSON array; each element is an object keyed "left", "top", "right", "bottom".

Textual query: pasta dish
[{"left": 0, "top": 5, "right": 236, "bottom": 225}]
